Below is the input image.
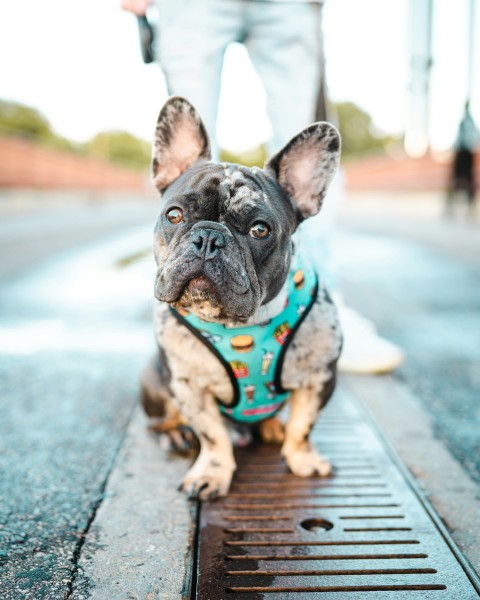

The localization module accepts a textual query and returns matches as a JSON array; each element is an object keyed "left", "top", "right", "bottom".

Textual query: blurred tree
[
  {"left": 220, "top": 144, "right": 267, "bottom": 168},
  {"left": 0, "top": 99, "right": 53, "bottom": 139},
  {"left": 0, "top": 99, "right": 151, "bottom": 170},
  {"left": 88, "top": 131, "right": 150, "bottom": 171},
  {"left": 0, "top": 99, "right": 83, "bottom": 153},
  {"left": 334, "top": 101, "right": 400, "bottom": 159},
  {"left": 0, "top": 98, "right": 401, "bottom": 172},
  {"left": 220, "top": 102, "right": 401, "bottom": 167}
]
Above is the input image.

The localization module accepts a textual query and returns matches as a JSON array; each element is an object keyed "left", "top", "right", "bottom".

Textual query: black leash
[{"left": 137, "top": 15, "right": 155, "bottom": 64}]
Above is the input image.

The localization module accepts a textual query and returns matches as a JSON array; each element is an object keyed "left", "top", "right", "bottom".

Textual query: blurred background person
[
  {"left": 121, "top": 0, "right": 405, "bottom": 374},
  {"left": 446, "top": 101, "right": 479, "bottom": 217}
]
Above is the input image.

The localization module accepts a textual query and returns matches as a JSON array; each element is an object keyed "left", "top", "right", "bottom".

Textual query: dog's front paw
[
  {"left": 149, "top": 417, "right": 198, "bottom": 454},
  {"left": 180, "top": 459, "right": 235, "bottom": 501},
  {"left": 282, "top": 446, "right": 332, "bottom": 478}
]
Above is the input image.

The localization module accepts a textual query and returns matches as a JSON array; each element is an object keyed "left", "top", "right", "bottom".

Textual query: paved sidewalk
[{"left": 72, "top": 407, "right": 194, "bottom": 600}]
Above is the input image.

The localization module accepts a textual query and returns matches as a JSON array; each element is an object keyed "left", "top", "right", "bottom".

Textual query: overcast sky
[{"left": 1, "top": 0, "right": 478, "bottom": 152}]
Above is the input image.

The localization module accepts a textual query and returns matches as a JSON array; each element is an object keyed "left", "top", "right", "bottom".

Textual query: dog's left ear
[
  {"left": 152, "top": 96, "right": 211, "bottom": 192},
  {"left": 265, "top": 123, "right": 341, "bottom": 220}
]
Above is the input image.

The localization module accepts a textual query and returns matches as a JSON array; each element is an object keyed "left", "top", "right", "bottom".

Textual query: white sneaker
[{"left": 335, "top": 301, "right": 405, "bottom": 375}]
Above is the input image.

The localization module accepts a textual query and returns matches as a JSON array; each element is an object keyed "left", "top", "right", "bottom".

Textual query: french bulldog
[{"left": 141, "top": 96, "right": 342, "bottom": 501}]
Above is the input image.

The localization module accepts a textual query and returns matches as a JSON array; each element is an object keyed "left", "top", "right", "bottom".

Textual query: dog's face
[
  {"left": 151, "top": 97, "right": 340, "bottom": 322},
  {"left": 153, "top": 161, "right": 299, "bottom": 322}
]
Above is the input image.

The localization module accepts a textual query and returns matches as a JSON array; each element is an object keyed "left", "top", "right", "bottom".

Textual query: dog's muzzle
[
  {"left": 191, "top": 227, "right": 226, "bottom": 261},
  {"left": 189, "top": 221, "right": 231, "bottom": 260}
]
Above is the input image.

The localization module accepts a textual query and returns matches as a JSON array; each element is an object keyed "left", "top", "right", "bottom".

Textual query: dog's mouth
[
  {"left": 175, "top": 274, "right": 221, "bottom": 309},
  {"left": 155, "top": 252, "right": 258, "bottom": 322},
  {"left": 187, "top": 275, "right": 215, "bottom": 294}
]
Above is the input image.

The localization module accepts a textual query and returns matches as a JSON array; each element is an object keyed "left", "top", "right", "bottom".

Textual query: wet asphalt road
[
  {"left": 0, "top": 198, "right": 479, "bottom": 598},
  {"left": 0, "top": 200, "right": 159, "bottom": 599}
]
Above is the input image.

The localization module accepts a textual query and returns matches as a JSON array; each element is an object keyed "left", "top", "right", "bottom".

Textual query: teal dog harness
[{"left": 170, "top": 256, "right": 318, "bottom": 424}]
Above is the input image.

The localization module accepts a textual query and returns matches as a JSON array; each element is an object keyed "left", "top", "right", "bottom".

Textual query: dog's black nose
[{"left": 191, "top": 229, "right": 226, "bottom": 260}]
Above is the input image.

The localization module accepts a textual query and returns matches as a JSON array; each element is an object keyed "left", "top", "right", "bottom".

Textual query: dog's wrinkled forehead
[
  {"left": 153, "top": 97, "right": 341, "bottom": 222},
  {"left": 166, "top": 161, "right": 281, "bottom": 218},
  {"left": 219, "top": 165, "right": 266, "bottom": 214}
]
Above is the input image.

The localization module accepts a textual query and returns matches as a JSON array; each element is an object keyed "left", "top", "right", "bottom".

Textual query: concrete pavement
[
  {"left": 72, "top": 408, "right": 195, "bottom": 600},
  {"left": 0, "top": 195, "right": 157, "bottom": 281},
  {"left": 0, "top": 201, "right": 161, "bottom": 599}
]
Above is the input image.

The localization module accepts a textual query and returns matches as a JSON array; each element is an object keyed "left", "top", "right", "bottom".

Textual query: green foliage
[
  {"left": 0, "top": 99, "right": 150, "bottom": 170},
  {"left": 334, "top": 101, "right": 400, "bottom": 159},
  {"left": 0, "top": 98, "right": 401, "bottom": 173},
  {"left": 0, "top": 99, "right": 51, "bottom": 138},
  {"left": 0, "top": 99, "right": 82, "bottom": 154},
  {"left": 220, "top": 102, "right": 401, "bottom": 167},
  {"left": 220, "top": 144, "right": 267, "bottom": 168},
  {"left": 87, "top": 130, "right": 150, "bottom": 171}
]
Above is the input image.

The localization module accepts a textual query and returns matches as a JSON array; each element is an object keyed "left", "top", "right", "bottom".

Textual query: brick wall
[
  {"left": 343, "top": 151, "right": 480, "bottom": 192},
  {"left": 0, "top": 136, "right": 150, "bottom": 193},
  {"left": 3, "top": 135, "right": 478, "bottom": 195}
]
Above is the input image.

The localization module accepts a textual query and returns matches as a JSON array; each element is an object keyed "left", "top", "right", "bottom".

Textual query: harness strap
[{"left": 169, "top": 255, "right": 318, "bottom": 423}]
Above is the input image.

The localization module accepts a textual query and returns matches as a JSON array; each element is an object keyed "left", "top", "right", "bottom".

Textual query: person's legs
[
  {"left": 245, "top": 2, "right": 338, "bottom": 282},
  {"left": 244, "top": 1, "right": 344, "bottom": 290},
  {"left": 154, "top": 0, "right": 243, "bottom": 158},
  {"left": 245, "top": 2, "right": 343, "bottom": 288},
  {"left": 244, "top": 2, "right": 403, "bottom": 375},
  {"left": 244, "top": 1, "right": 322, "bottom": 154}
]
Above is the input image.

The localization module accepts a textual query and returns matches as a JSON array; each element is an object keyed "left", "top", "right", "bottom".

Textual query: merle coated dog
[{"left": 141, "top": 97, "right": 342, "bottom": 500}]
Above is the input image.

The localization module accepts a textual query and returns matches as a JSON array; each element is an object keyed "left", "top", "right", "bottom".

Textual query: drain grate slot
[
  {"left": 224, "top": 584, "right": 448, "bottom": 593},
  {"left": 194, "top": 388, "right": 480, "bottom": 598},
  {"left": 224, "top": 541, "right": 421, "bottom": 547},
  {"left": 224, "top": 516, "right": 293, "bottom": 522},
  {"left": 225, "top": 568, "right": 438, "bottom": 577},
  {"left": 343, "top": 528, "right": 413, "bottom": 532},
  {"left": 224, "top": 553, "right": 429, "bottom": 561}
]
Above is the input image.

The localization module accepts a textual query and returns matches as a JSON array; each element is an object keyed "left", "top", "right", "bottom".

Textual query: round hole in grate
[{"left": 300, "top": 517, "right": 334, "bottom": 532}]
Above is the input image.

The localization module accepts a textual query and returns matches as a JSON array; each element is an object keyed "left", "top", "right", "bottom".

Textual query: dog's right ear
[{"left": 152, "top": 97, "right": 211, "bottom": 192}]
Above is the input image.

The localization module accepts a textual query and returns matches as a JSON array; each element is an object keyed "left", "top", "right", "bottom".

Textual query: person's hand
[{"left": 121, "top": 0, "right": 151, "bottom": 17}]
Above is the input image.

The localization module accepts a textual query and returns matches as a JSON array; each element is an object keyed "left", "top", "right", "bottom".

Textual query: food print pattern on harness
[{"left": 170, "top": 255, "right": 319, "bottom": 423}]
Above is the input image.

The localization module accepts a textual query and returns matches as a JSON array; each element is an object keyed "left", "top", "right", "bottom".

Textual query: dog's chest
[
  {"left": 155, "top": 303, "right": 234, "bottom": 403},
  {"left": 154, "top": 291, "right": 340, "bottom": 405}
]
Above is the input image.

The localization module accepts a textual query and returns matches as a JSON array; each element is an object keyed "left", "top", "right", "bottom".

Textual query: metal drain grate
[{"left": 193, "top": 386, "right": 480, "bottom": 598}]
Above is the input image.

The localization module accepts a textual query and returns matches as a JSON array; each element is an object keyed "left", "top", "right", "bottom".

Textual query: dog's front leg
[
  {"left": 172, "top": 381, "right": 236, "bottom": 500},
  {"left": 282, "top": 388, "right": 332, "bottom": 477}
]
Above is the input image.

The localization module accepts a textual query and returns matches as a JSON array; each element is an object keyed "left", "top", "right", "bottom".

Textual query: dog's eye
[
  {"left": 166, "top": 207, "right": 183, "bottom": 224},
  {"left": 249, "top": 222, "right": 270, "bottom": 239}
]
